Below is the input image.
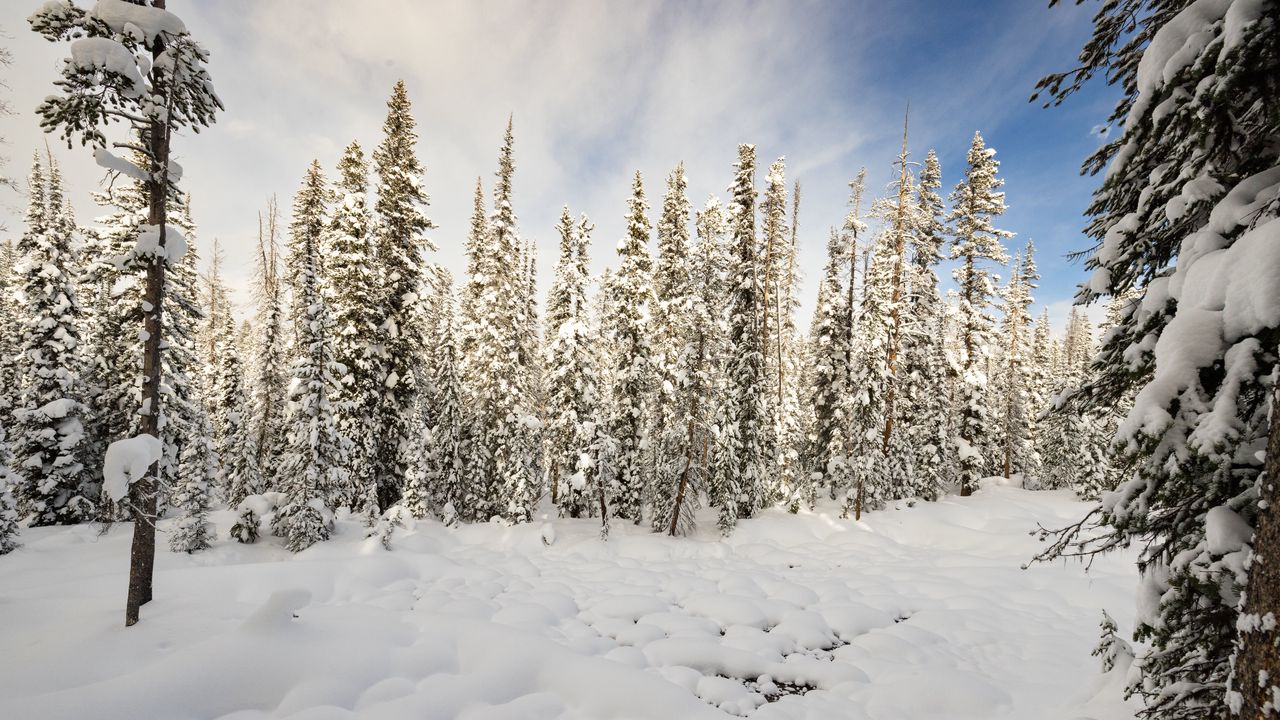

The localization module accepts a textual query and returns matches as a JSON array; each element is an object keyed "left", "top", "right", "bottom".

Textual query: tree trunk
[
  {"left": 126, "top": 3, "right": 169, "bottom": 627},
  {"left": 1229, "top": 381, "right": 1280, "bottom": 716}
]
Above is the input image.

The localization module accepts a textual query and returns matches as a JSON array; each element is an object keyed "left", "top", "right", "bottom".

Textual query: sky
[{"left": 0, "top": 0, "right": 1119, "bottom": 331}]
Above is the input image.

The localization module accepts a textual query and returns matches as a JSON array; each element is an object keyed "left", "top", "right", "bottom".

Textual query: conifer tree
[
  {"left": 371, "top": 80, "right": 436, "bottom": 512},
  {"left": 464, "top": 119, "right": 540, "bottom": 523},
  {"left": 416, "top": 271, "right": 467, "bottom": 522},
  {"left": 249, "top": 199, "right": 287, "bottom": 496},
  {"left": 652, "top": 198, "right": 726, "bottom": 535},
  {"left": 0, "top": 239, "right": 20, "bottom": 436},
  {"left": 757, "top": 158, "right": 796, "bottom": 505},
  {"left": 0, "top": 421, "right": 20, "bottom": 555},
  {"left": 273, "top": 161, "right": 349, "bottom": 552},
  {"left": 1033, "top": 4, "right": 1279, "bottom": 701},
  {"left": 806, "top": 226, "right": 849, "bottom": 503},
  {"left": 650, "top": 164, "right": 693, "bottom": 508},
  {"left": 12, "top": 154, "right": 93, "bottom": 526},
  {"left": 604, "top": 171, "right": 655, "bottom": 524},
  {"left": 709, "top": 145, "right": 769, "bottom": 530},
  {"left": 948, "top": 132, "right": 1012, "bottom": 497},
  {"left": 214, "top": 314, "right": 255, "bottom": 507},
  {"left": 995, "top": 243, "right": 1038, "bottom": 481},
  {"left": 324, "top": 140, "right": 381, "bottom": 511},
  {"left": 546, "top": 209, "right": 600, "bottom": 519},
  {"left": 895, "top": 149, "right": 951, "bottom": 501},
  {"left": 32, "top": 0, "right": 224, "bottom": 626}
]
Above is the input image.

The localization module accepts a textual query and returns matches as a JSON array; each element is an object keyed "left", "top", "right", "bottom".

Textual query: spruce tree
[
  {"left": 273, "top": 161, "right": 349, "bottom": 552},
  {"left": 370, "top": 81, "right": 436, "bottom": 512},
  {"left": 415, "top": 271, "right": 466, "bottom": 522},
  {"left": 1033, "top": 2, "right": 1279, "bottom": 710},
  {"left": 12, "top": 154, "right": 93, "bottom": 526},
  {"left": 895, "top": 149, "right": 951, "bottom": 501},
  {"left": 248, "top": 199, "right": 287, "bottom": 496},
  {"left": 546, "top": 209, "right": 600, "bottom": 519},
  {"left": 806, "top": 227, "right": 849, "bottom": 503},
  {"left": 652, "top": 198, "right": 726, "bottom": 535},
  {"left": 0, "top": 421, "right": 20, "bottom": 555},
  {"left": 709, "top": 145, "right": 769, "bottom": 531},
  {"left": 214, "top": 314, "right": 255, "bottom": 507},
  {"left": 325, "top": 140, "right": 381, "bottom": 512},
  {"left": 0, "top": 239, "right": 20, "bottom": 437},
  {"left": 650, "top": 164, "right": 693, "bottom": 513},
  {"left": 948, "top": 131, "right": 1012, "bottom": 497},
  {"left": 604, "top": 171, "right": 655, "bottom": 524}
]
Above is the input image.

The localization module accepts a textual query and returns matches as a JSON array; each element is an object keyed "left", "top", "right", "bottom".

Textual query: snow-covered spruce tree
[
  {"left": 12, "top": 154, "right": 94, "bottom": 526},
  {"left": 805, "top": 226, "right": 849, "bottom": 503},
  {"left": 213, "top": 314, "right": 255, "bottom": 507},
  {"left": 710, "top": 144, "right": 769, "bottom": 530},
  {"left": 248, "top": 199, "right": 287, "bottom": 495},
  {"left": 413, "top": 271, "right": 466, "bottom": 522},
  {"left": 463, "top": 119, "right": 540, "bottom": 523},
  {"left": 895, "top": 148, "right": 951, "bottom": 501},
  {"left": 370, "top": 81, "right": 435, "bottom": 512},
  {"left": 1030, "top": 2, "right": 1280, "bottom": 715},
  {"left": 776, "top": 183, "right": 808, "bottom": 513},
  {"left": 459, "top": 177, "right": 488, "bottom": 365},
  {"left": 844, "top": 201, "right": 895, "bottom": 519},
  {"left": 947, "top": 131, "right": 1012, "bottom": 497},
  {"left": 757, "top": 158, "right": 797, "bottom": 506},
  {"left": 323, "top": 140, "right": 381, "bottom": 512},
  {"left": 164, "top": 195, "right": 217, "bottom": 551},
  {"left": 652, "top": 197, "right": 728, "bottom": 535},
  {"left": 0, "top": 239, "right": 20, "bottom": 438},
  {"left": 1039, "top": 308, "right": 1111, "bottom": 496},
  {"left": 32, "top": 0, "right": 223, "bottom": 626},
  {"left": 649, "top": 164, "right": 693, "bottom": 512},
  {"left": 546, "top": 208, "right": 600, "bottom": 519},
  {"left": 0, "top": 421, "right": 20, "bottom": 555},
  {"left": 994, "top": 244, "right": 1038, "bottom": 481},
  {"left": 603, "top": 171, "right": 654, "bottom": 525},
  {"left": 272, "top": 161, "right": 349, "bottom": 552}
]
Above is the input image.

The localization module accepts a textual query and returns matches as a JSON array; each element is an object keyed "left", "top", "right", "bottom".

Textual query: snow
[
  {"left": 1205, "top": 505, "right": 1253, "bottom": 556},
  {"left": 0, "top": 487, "right": 1140, "bottom": 719},
  {"left": 69, "top": 36, "right": 145, "bottom": 98},
  {"left": 132, "top": 224, "right": 189, "bottom": 264},
  {"left": 93, "top": 147, "right": 149, "bottom": 183},
  {"left": 101, "top": 434, "right": 162, "bottom": 502},
  {"left": 89, "top": 0, "right": 187, "bottom": 43}
]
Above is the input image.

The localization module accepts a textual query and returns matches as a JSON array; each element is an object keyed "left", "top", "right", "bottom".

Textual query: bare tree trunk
[
  {"left": 1229, "top": 382, "right": 1280, "bottom": 716},
  {"left": 126, "top": 0, "right": 170, "bottom": 628}
]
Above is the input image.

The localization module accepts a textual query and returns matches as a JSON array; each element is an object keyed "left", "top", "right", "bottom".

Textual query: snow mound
[{"left": 0, "top": 487, "right": 1140, "bottom": 719}]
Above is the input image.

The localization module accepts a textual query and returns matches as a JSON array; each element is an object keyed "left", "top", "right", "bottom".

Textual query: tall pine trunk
[
  {"left": 1230, "top": 382, "right": 1280, "bottom": 715},
  {"left": 126, "top": 2, "right": 170, "bottom": 626}
]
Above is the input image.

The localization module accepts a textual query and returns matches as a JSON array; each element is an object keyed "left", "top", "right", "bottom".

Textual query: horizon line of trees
[{"left": 0, "top": 81, "right": 1127, "bottom": 558}]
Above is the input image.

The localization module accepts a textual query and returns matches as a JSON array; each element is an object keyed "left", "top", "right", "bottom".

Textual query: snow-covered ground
[{"left": 0, "top": 480, "right": 1140, "bottom": 719}]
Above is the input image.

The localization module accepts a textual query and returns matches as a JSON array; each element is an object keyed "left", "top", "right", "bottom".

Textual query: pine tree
[
  {"left": 895, "top": 149, "right": 951, "bottom": 501},
  {"left": 710, "top": 145, "right": 769, "bottom": 531},
  {"left": 948, "top": 131, "right": 1012, "bottom": 497},
  {"left": 604, "top": 171, "right": 654, "bottom": 525},
  {"left": 652, "top": 197, "right": 726, "bottom": 535},
  {"left": 464, "top": 119, "right": 540, "bottom": 523},
  {"left": 0, "top": 239, "right": 20, "bottom": 438},
  {"left": 324, "top": 140, "right": 381, "bottom": 512},
  {"left": 415, "top": 271, "right": 466, "bottom": 522},
  {"left": 164, "top": 195, "right": 216, "bottom": 551},
  {"left": 248, "top": 199, "right": 287, "bottom": 496},
  {"left": 214, "top": 314, "right": 255, "bottom": 507},
  {"left": 806, "top": 226, "right": 849, "bottom": 503},
  {"left": 273, "top": 161, "right": 349, "bottom": 552},
  {"left": 757, "top": 158, "right": 795, "bottom": 506},
  {"left": 32, "top": 0, "right": 224, "bottom": 626},
  {"left": 370, "top": 81, "right": 436, "bottom": 512},
  {"left": 0, "top": 399, "right": 21, "bottom": 554},
  {"left": 775, "top": 183, "right": 807, "bottom": 513},
  {"left": 1033, "top": 5, "right": 1279, "bottom": 710},
  {"left": 12, "top": 154, "right": 93, "bottom": 526},
  {"left": 995, "top": 243, "right": 1038, "bottom": 481},
  {"left": 546, "top": 208, "right": 600, "bottom": 519}
]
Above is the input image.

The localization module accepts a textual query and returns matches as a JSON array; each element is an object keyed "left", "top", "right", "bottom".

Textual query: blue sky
[{"left": 0, "top": 0, "right": 1118, "bottom": 330}]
